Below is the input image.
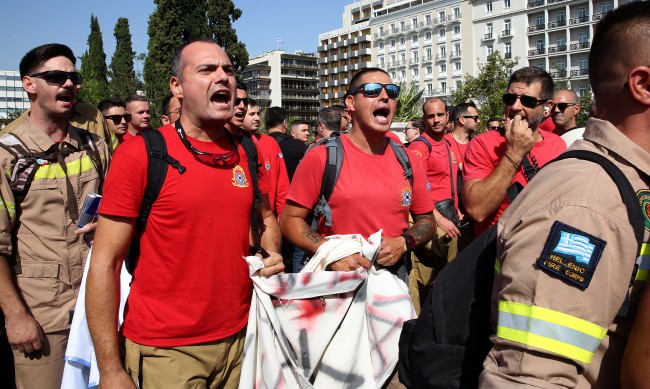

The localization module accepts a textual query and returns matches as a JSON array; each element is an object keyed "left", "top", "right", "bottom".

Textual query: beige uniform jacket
[
  {"left": 0, "top": 116, "right": 111, "bottom": 333},
  {"left": 480, "top": 119, "right": 650, "bottom": 388}
]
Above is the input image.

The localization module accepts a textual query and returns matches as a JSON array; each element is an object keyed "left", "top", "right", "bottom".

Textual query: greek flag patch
[{"left": 536, "top": 221, "right": 606, "bottom": 289}]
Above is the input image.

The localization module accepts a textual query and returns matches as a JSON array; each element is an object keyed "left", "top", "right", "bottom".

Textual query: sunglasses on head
[
  {"left": 553, "top": 102, "right": 577, "bottom": 111},
  {"left": 502, "top": 93, "right": 547, "bottom": 109},
  {"left": 175, "top": 121, "right": 240, "bottom": 167},
  {"left": 348, "top": 83, "right": 400, "bottom": 99},
  {"left": 104, "top": 114, "right": 132, "bottom": 123},
  {"left": 29, "top": 70, "right": 83, "bottom": 86},
  {"left": 235, "top": 97, "right": 250, "bottom": 106}
]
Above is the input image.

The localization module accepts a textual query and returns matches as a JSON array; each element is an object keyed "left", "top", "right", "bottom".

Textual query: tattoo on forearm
[
  {"left": 304, "top": 228, "right": 326, "bottom": 244},
  {"left": 408, "top": 213, "right": 436, "bottom": 247}
]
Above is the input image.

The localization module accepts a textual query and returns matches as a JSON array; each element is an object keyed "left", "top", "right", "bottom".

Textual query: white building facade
[{"left": 0, "top": 71, "right": 29, "bottom": 120}]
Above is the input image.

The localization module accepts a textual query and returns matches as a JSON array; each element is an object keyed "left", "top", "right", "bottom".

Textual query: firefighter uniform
[
  {"left": 480, "top": 118, "right": 650, "bottom": 388},
  {"left": 0, "top": 116, "right": 110, "bottom": 389}
]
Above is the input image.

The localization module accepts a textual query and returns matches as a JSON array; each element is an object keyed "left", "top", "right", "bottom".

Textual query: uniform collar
[
  {"left": 583, "top": 118, "right": 650, "bottom": 177},
  {"left": 24, "top": 115, "right": 85, "bottom": 153}
]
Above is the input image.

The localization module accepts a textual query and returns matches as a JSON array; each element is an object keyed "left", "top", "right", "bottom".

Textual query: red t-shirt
[
  {"left": 287, "top": 135, "right": 432, "bottom": 238},
  {"left": 385, "top": 131, "right": 403, "bottom": 145},
  {"left": 463, "top": 129, "right": 566, "bottom": 235},
  {"left": 121, "top": 131, "right": 136, "bottom": 143},
  {"left": 255, "top": 133, "right": 289, "bottom": 216},
  {"left": 99, "top": 124, "right": 269, "bottom": 347},
  {"left": 444, "top": 133, "right": 469, "bottom": 171},
  {"left": 408, "top": 133, "right": 460, "bottom": 207}
]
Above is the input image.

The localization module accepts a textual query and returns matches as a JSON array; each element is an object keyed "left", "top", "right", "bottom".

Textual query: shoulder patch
[
  {"left": 637, "top": 189, "right": 650, "bottom": 231},
  {"left": 536, "top": 221, "right": 606, "bottom": 289}
]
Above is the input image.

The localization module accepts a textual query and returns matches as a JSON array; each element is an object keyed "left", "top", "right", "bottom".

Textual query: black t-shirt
[{"left": 269, "top": 132, "right": 307, "bottom": 181}]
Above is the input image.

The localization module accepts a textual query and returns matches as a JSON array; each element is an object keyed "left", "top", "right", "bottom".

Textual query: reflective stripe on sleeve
[
  {"left": 0, "top": 199, "right": 15, "bottom": 218},
  {"left": 33, "top": 155, "right": 99, "bottom": 180},
  {"left": 634, "top": 243, "right": 649, "bottom": 282},
  {"left": 494, "top": 256, "right": 501, "bottom": 274},
  {"left": 496, "top": 300, "right": 607, "bottom": 364}
]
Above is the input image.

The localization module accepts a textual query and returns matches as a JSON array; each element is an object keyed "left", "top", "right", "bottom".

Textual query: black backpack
[
  {"left": 398, "top": 150, "right": 646, "bottom": 389},
  {"left": 124, "top": 129, "right": 262, "bottom": 274},
  {"left": 311, "top": 135, "right": 413, "bottom": 230}
]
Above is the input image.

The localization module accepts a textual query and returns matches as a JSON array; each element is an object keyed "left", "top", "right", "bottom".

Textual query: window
[
  {"left": 379, "top": 56, "right": 385, "bottom": 66},
  {"left": 536, "top": 39, "right": 545, "bottom": 51},
  {"left": 602, "top": 1, "right": 613, "bottom": 13},
  {"left": 400, "top": 21, "right": 405, "bottom": 30},
  {"left": 427, "top": 84, "right": 433, "bottom": 95},
  {"left": 412, "top": 34, "right": 418, "bottom": 43},
  {"left": 412, "top": 51, "right": 419, "bottom": 62},
  {"left": 400, "top": 37, "right": 405, "bottom": 46},
  {"left": 505, "top": 42, "right": 512, "bottom": 56},
  {"left": 579, "top": 58, "right": 588, "bottom": 70},
  {"left": 413, "top": 68, "right": 419, "bottom": 78},
  {"left": 504, "top": 0, "right": 511, "bottom": 8},
  {"left": 556, "top": 11, "right": 565, "bottom": 22},
  {"left": 425, "top": 14, "right": 432, "bottom": 23},
  {"left": 440, "top": 64, "right": 447, "bottom": 73},
  {"left": 391, "top": 72, "right": 397, "bottom": 80},
  {"left": 412, "top": 17, "right": 418, "bottom": 28},
  {"left": 426, "top": 66, "right": 433, "bottom": 75},
  {"left": 425, "top": 31, "right": 432, "bottom": 40},
  {"left": 557, "top": 35, "right": 566, "bottom": 47},
  {"left": 578, "top": 31, "right": 589, "bottom": 43},
  {"left": 425, "top": 47, "right": 432, "bottom": 59},
  {"left": 439, "top": 45, "right": 447, "bottom": 56},
  {"left": 486, "top": 1, "right": 493, "bottom": 12},
  {"left": 578, "top": 6, "right": 588, "bottom": 18},
  {"left": 441, "top": 81, "right": 447, "bottom": 93},
  {"left": 379, "top": 26, "right": 384, "bottom": 35},
  {"left": 556, "top": 59, "right": 566, "bottom": 70},
  {"left": 453, "top": 7, "right": 460, "bottom": 19},
  {"left": 400, "top": 52, "right": 406, "bottom": 63},
  {"left": 390, "top": 39, "right": 396, "bottom": 48},
  {"left": 400, "top": 70, "right": 406, "bottom": 79},
  {"left": 504, "top": 19, "right": 511, "bottom": 34},
  {"left": 453, "top": 25, "right": 460, "bottom": 35},
  {"left": 439, "top": 11, "right": 446, "bottom": 20},
  {"left": 390, "top": 23, "right": 396, "bottom": 33},
  {"left": 454, "top": 62, "right": 461, "bottom": 71},
  {"left": 578, "top": 85, "right": 588, "bottom": 98},
  {"left": 378, "top": 42, "right": 384, "bottom": 50},
  {"left": 536, "top": 15, "right": 544, "bottom": 26},
  {"left": 439, "top": 28, "right": 446, "bottom": 38},
  {"left": 454, "top": 43, "right": 461, "bottom": 53},
  {"left": 487, "top": 23, "right": 493, "bottom": 37},
  {"left": 487, "top": 45, "right": 494, "bottom": 56}
]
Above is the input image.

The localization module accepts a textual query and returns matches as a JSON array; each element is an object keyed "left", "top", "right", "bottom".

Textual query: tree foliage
[
  {"left": 451, "top": 52, "right": 519, "bottom": 134},
  {"left": 204, "top": 0, "right": 249, "bottom": 77},
  {"left": 109, "top": 18, "right": 138, "bottom": 99},
  {"left": 79, "top": 15, "right": 109, "bottom": 105},
  {"left": 394, "top": 81, "right": 424, "bottom": 122}
]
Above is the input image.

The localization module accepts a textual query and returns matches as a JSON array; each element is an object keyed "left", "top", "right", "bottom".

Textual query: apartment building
[
  {"left": 241, "top": 50, "right": 320, "bottom": 122},
  {"left": 0, "top": 70, "right": 29, "bottom": 121}
]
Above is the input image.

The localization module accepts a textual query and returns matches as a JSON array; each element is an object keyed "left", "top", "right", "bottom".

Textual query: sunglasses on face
[
  {"left": 502, "top": 93, "right": 548, "bottom": 109},
  {"left": 235, "top": 97, "right": 250, "bottom": 106},
  {"left": 553, "top": 103, "right": 577, "bottom": 112},
  {"left": 462, "top": 115, "right": 480, "bottom": 121},
  {"left": 348, "top": 83, "right": 400, "bottom": 99},
  {"left": 29, "top": 70, "right": 83, "bottom": 86},
  {"left": 104, "top": 114, "right": 132, "bottom": 123},
  {"left": 488, "top": 126, "right": 503, "bottom": 130},
  {"left": 175, "top": 121, "right": 240, "bottom": 166}
]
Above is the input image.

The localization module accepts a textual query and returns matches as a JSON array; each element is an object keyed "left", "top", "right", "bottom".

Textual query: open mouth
[
  {"left": 210, "top": 90, "right": 230, "bottom": 104},
  {"left": 234, "top": 111, "right": 245, "bottom": 120},
  {"left": 56, "top": 91, "right": 74, "bottom": 103},
  {"left": 373, "top": 107, "right": 390, "bottom": 121}
]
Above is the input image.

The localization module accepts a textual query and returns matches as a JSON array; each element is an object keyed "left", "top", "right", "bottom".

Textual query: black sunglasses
[
  {"left": 29, "top": 70, "right": 83, "bottom": 86},
  {"left": 462, "top": 115, "right": 480, "bottom": 121},
  {"left": 553, "top": 103, "right": 577, "bottom": 111},
  {"left": 175, "top": 121, "right": 239, "bottom": 166},
  {"left": 235, "top": 97, "right": 250, "bottom": 106},
  {"left": 502, "top": 93, "right": 547, "bottom": 109},
  {"left": 104, "top": 114, "right": 132, "bottom": 123},
  {"left": 348, "top": 83, "right": 400, "bottom": 99},
  {"left": 488, "top": 125, "right": 503, "bottom": 130}
]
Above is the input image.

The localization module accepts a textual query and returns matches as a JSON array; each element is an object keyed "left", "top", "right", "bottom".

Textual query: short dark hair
[
  {"left": 161, "top": 92, "right": 174, "bottom": 116},
  {"left": 589, "top": 2, "right": 650, "bottom": 98},
  {"left": 346, "top": 67, "right": 391, "bottom": 97},
  {"left": 236, "top": 79, "right": 248, "bottom": 92},
  {"left": 264, "top": 106, "right": 288, "bottom": 129},
  {"left": 248, "top": 98, "right": 258, "bottom": 108},
  {"left": 454, "top": 101, "right": 477, "bottom": 121},
  {"left": 97, "top": 97, "right": 125, "bottom": 114},
  {"left": 318, "top": 107, "right": 341, "bottom": 132},
  {"left": 19, "top": 43, "right": 76, "bottom": 78},
  {"left": 125, "top": 94, "right": 149, "bottom": 106},
  {"left": 409, "top": 117, "right": 425, "bottom": 130},
  {"left": 487, "top": 117, "right": 501, "bottom": 123},
  {"left": 508, "top": 66, "right": 554, "bottom": 100},
  {"left": 172, "top": 38, "right": 220, "bottom": 81}
]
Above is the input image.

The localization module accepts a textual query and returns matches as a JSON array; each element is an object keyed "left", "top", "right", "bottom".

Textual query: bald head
[{"left": 551, "top": 90, "right": 580, "bottom": 133}]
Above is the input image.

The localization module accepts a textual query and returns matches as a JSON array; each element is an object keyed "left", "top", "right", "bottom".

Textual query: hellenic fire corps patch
[
  {"left": 536, "top": 221, "right": 606, "bottom": 289},
  {"left": 264, "top": 160, "right": 271, "bottom": 171},
  {"left": 413, "top": 150, "right": 422, "bottom": 158},
  {"left": 400, "top": 185, "right": 413, "bottom": 207},
  {"left": 638, "top": 189, "right": 650, "bottom": 231},
  {"left": 231, "top": 165, "right": 249, "bottom": 188}
]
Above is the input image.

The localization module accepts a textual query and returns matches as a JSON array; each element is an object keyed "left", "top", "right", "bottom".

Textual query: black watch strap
[{"left": 400, "top": 233, "right": 415, "bottom": 252}]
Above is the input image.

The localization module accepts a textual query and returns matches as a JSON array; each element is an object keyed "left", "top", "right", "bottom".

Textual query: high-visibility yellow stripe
[
  {"left": 110, "top": 133, "right": 118, "bottom": 151},
  {"left": 494, "top": 256, "right": 501, "bottom": 274},
  {"left": 497, "top": 326, "right": 595, "bottom": 364},
  {"left": 635, "top": 243, "right": 649, "bottom": 281},
  {"left": 642, "top": 243, "right": 650, "bottom": 256},
  {"left": 497, "top": 300, "right": 606, "bottom": 364},
  {"left": 33, "top": 155, "right": 98, "bottom": 180},
  {"left": 500, "top": 300, "right": 606, "bottom": 339},
  {"left": 0, "top": 200, "right": 16, "bottom": 218}
]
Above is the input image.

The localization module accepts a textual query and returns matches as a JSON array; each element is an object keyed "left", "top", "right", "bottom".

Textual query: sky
[{"left": 0, "top": 0, "right": 355, "bottom": 71}]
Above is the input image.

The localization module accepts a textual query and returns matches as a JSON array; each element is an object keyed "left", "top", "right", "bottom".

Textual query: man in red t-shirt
[
  {"left": 463, "top": 66, "right": 566, "bottom": 236},
  {"left": 86, "top": 39, "right": 284, "bottom": 389},
  {"left": 123, "top": 94, "right": 151, "bottom": 142},
  {"left": 243, "top": 98, "right": 289, "bottom": 216},
  {"left": 280, "top": 67, "right": 435, "bottom": 273}
]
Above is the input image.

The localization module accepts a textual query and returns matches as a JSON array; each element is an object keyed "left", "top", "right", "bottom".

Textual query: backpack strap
[
  {"left": 388, "top": 139, "right": 414, "bottom": 188},
  {"left": 549, "top": 150, "right": 645, "bottom": 251},
  {"left": 74, "top": 127, "right": 106, "bottom": 193},
  {"left": 312, "top": 136, "right": 344, "bottom": 230},
  {"left": 0, "top": 133, "right": 41, "bottom": 202},
  {"left": 411, "top": 135, "right": 432, "bottom": 153},
  {"left": 235, "top": 131, "right": 262, "bottom": 232}
]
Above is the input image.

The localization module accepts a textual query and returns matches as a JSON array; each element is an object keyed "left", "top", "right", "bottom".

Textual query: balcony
[
  {"left": 483, "top": 33, "right": 495, "bottom": 41},
  {"left": 527, "top": 24, "right": 545, "bottom": 33},
  {"left": 547, "top": 44, "right": 567, "bottom": 53},
  {"left": 434, "top": 17, "right": 447, "bottom": 26},
  {"left": 570, "top": 68, "right": 589, "bottom": 77},
  {"left": 435, "top": 54, "right": 446, "bottom": 62},
  {"left": 592, "top": 12, "right": 605, "bottom": 22},
  {"left": 528, "top": 0, "right": 544, "bottom": 8},
  {"left": 449, "top": 51, "right": 461, "bottom": 59},
  {"left": 569, "top": 41, "right": 590, "bottom": 50},
  {"left": 528, "top": 48, "right": 546, "bottom": 56},
  {"left": 397, "top": 60, "right": 407, "bottom": 67},
  {"left": 501, "top": 29, "right": 512, "bottom": 37},
  {"left": 421, "top": 56, "right": 434, "bottom": 64},
  {"left": 374, "top": 32, "right": 386, "bottom": 39},
  {"left": 569, "top": 16, "right": 590, "bottom": 25},
  {"left": 449, "top": 14, "right": 462, "bottom": 23},
  {"left": 549, "top": 70, "right": 567, "bottom": 78},
  {"left": 504, "top": 52, "right": 512, "bottom": 59},
  {"left": 548, "top": 19, "right": 567, "bottom": 29}
]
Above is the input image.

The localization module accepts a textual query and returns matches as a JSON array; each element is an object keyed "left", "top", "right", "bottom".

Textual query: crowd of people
[{"left": 0, "top": 2, "right": 649, "bottom": 388}]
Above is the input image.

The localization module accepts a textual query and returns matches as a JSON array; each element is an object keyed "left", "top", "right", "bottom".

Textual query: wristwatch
[{"left": 400, "top": 233, "right": 416, "bottom": 253}]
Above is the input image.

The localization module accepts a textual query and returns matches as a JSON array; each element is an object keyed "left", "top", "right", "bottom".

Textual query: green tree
[
  {"left": 394, "top": 81, "right": 424, "bottom": 122},
  {"left": 451, "top": 51, "right": 519, "bottom": 133},
  {"left": 575, "top": 85, "right": 593, "bottom": 127},
  {"left": 79, "top": 15, "right": 110, "bottom": 105},
  {"left": 204, "top": 0, "right": 249, "bottom": 77},
  {"left": 109, "top": 18, "right": 138, "bottom": 99}
]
